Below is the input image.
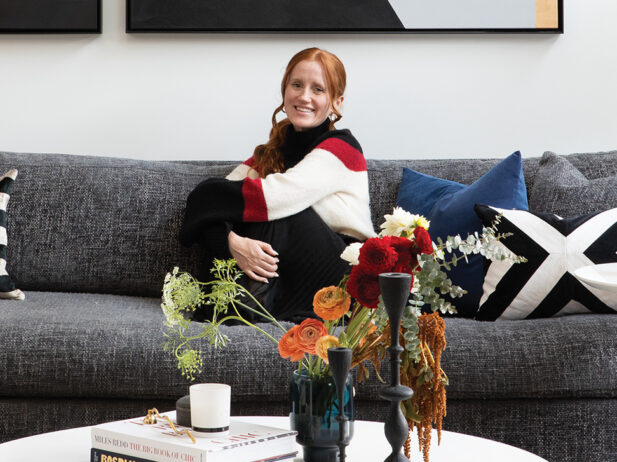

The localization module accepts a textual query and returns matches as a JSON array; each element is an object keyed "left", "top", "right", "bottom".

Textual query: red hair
[{"left": 253, "top": 48, "right": 346, "bottom": 177}]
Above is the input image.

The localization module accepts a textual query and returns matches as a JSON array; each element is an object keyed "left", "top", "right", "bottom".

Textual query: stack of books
[{"left": 90, "top": 412, "right": 298, "bottom": 462}]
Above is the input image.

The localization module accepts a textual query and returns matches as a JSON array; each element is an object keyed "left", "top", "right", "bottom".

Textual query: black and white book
[
  {"left": 90, "top": 447, "right": 298, "bottom": 462},
  {"left": 90, "top": 412, "right": 298, "bottom": 462}
]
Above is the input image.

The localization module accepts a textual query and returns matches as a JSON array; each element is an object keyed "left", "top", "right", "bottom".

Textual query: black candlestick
[
  {"left": 327, "top": 347, "right": 352, "bottom": 462},
  {"left": 378, "top": 273, "right": 414, "bottom": 462}
]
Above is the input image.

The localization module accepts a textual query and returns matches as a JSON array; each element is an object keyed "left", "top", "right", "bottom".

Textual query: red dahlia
[
  {"left": 413, "top": 227, "right": 434, "bottom": 255},
  {"left": 347, "top": 266, "right": 381, "bottom": 309},
  {"left": 357, "top": 237, "right": 398, "bottom": 275},
  {"left": 389, "top": 236, "right": 418, "bottom": 270}
]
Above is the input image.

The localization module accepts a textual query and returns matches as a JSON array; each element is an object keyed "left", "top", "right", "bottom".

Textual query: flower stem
[
  {"left": 226, "top": 283, "right": 287, "bottom": 330},
  {"left": 217, "top": 314, "right": 280, "bottom": 345}
]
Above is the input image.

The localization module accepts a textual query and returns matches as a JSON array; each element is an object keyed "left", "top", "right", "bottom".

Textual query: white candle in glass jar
[{"left": 189, "top": 383, "right": 231, "bottom": 437}]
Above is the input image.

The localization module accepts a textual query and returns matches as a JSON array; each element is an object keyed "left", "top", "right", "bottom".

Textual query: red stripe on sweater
[
  {"left": 316, "top": 138, "right": 366, "bottom": 172},
  {"left": 243, "top": 156, "right": 256, "bottom": 167},
  {"left": 242, "top": 177, "right": 268, "bottom": 221}
]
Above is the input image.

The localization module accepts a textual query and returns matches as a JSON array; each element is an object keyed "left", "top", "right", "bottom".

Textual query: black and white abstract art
[{"left": 126, "top": 0, "right": 563, "bottom": 33}]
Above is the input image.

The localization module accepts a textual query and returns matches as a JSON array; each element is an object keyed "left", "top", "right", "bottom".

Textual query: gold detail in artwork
[{"left": 536, "top": 0, "right": 558, "bottom": 28}]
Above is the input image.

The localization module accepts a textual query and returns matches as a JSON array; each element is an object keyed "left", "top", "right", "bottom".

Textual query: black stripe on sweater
[{"left": 179, "top": 178, "right": 245, "bottom": 246}]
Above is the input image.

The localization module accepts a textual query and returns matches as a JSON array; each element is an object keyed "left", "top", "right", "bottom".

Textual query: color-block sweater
[{"left": 179, "top": 125, "right": 376, "bottom": 247}]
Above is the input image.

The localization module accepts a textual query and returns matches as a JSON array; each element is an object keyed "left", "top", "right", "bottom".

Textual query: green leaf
[
  {"left": 416, "top": 366, "right": 434, "bottom": 387},
  {"left": 401, "top": 400, "right": 423, "bottom": 423}
]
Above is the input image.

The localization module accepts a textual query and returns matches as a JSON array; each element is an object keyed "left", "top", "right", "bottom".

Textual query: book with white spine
[{"left": 90, "top": 412, "right": 298, "bottom": 462}]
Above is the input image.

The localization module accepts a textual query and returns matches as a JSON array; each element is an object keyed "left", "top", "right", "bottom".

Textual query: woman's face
[{"left": 283, "top": 60, "right": 343, "bottom": 132}]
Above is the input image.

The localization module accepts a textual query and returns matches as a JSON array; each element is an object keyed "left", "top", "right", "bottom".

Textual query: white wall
[{"left": 0, "top": 0, "right": 615, "bottom": 161}]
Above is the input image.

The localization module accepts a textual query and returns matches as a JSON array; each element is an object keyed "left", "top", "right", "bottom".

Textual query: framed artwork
[
  {"left": 0, "top": 0, "right": 101, "bottom": 34},
  {"left": 126, "top": 0, "right": 562, "bottom": 34}
]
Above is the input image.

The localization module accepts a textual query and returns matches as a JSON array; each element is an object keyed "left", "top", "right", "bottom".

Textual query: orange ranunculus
[
  {"left": 296, "top": 318, "right": 328, "bottom": 355},
  {"left": 313, "top": 286, "right": 351, "bottom": 321},
  {"left": 278, "top": 325, "right": 305, "bottom": 362},
  {"left": 315, "top": 335, "right": 340, "bottom": 363}
]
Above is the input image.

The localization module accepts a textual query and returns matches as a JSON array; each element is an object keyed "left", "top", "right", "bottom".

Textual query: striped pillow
[{"left": 0, "top": 169, "right": 24, "bottom": 300}]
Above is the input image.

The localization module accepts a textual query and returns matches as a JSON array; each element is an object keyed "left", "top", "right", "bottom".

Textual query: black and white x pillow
[
  {"left": 474, "top": 204, "right": 617, "bottom": 321},
  {"left": 0, "top": 169, "right": 24, "bottom": 300}
]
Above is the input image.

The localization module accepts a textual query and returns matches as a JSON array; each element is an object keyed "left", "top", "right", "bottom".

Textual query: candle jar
[{"left": 189, "top": 383, "right": 231, "bottom": 437}]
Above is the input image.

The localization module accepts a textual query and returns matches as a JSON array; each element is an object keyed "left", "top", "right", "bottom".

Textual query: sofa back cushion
[
  {"left": 0, "top": 152, "right": 236, "bottom": 297},
  {"left": 530, "top": 151, "right": 617, "bottom": 217},
  {"left": 1, "top": 149, "right": 613, "bottom": 297}
]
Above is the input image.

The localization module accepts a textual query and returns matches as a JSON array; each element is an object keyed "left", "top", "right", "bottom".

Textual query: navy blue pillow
[{"left": 396, "top": 151, "right": 528, "bottom": 317}]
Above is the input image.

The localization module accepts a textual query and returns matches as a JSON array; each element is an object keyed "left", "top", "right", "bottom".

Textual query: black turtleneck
[{"left": 281, "top": 118, "right": 331, "bottom": 171}]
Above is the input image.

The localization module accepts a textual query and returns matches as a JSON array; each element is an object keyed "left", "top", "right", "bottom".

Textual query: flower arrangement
[{"left": 161, "top": 207, "right": 525, "bottom": 461}]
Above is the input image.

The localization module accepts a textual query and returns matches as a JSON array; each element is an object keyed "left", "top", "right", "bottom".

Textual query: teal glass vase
[{"left": 289, "top": 370, "right": 354, "bottom": 462}]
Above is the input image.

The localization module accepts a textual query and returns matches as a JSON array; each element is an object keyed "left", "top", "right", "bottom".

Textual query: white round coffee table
[{"left": 0, "top": 415, "right": 547, "bottom": 461}]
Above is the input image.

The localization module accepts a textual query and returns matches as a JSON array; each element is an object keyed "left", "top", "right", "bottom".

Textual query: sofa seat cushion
[
  {"left": 2, "top": 293, "right": 615, "bottom": 403},
  {"left": 442, "top": 315, "right": 617, "bottom": 399},
  {"left": 356, "top": 315, "right": 617, "bottom": 400},
  {"left": 0, "top": 291, "right": 297, "bottom": 402}
]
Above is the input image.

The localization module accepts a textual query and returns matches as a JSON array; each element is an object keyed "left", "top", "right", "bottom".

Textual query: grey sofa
[{"left": 0, "top": 150, "right": 615, "bottom": 462}]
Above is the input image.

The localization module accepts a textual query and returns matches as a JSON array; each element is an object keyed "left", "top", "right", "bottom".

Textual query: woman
[{"left": 180, "top": 47, "right": 375, "bottom": 322}]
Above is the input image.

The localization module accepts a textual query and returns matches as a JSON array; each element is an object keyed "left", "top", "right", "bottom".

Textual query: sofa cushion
[
  {"left": 0, "top": 169, "right": 24, "bottom": 300},
  {"left": 530, "top": 151, "right": 617, "bottom": 217},
  {"left": 474, "top": 205, "right": 617, "bottom": 320},
  {"left": 2, "top": 292, "right": 616, "bottom": 402},
  {"left": 0, "top": 291, "right": 298, "bottom": 402},
  {"left": 4, "top": 150, "right": 615, "bottom": 299},
  {"left": 394, "top": 152, "right": 528, "bottom": 318},
  {"left": 441, "top": 314, "right": 617, "bottom": 400},
  {"left": 0, "top": 152, "right": 237, "bottom": 297},
  {"left": 0, "top": 152, "right": 541, "bottom": 298}
]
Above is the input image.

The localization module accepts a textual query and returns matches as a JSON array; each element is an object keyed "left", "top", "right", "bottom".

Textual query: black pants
[{"left": 197, "top": 208, "right": 355, "bottom": 323}]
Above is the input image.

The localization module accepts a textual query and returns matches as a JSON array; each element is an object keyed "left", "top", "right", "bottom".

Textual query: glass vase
[{"left": 289, "top": 370, "right": 354, "bottom": 462}]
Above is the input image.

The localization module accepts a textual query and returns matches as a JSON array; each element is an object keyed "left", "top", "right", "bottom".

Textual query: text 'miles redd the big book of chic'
[{"left": 90, "top": 412, "right": 298, "bottom": 462}]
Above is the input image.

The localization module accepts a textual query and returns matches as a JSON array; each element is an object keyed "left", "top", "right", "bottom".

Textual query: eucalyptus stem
[{"left": 439, "top": 252, "right": 469, "bottom": 269}]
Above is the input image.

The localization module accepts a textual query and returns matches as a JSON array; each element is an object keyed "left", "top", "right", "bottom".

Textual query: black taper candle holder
[
  {"left": 327, "top": 347, "right": 352, "bottom": 462},
  {"left": 378, "top": 273, "right": 414, "bottom": 462}
]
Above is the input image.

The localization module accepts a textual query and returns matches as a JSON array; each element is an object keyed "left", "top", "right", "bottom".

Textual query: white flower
[
  {"left": 161, "top": 291, "right": 180, "bottom": 326},
  {"left": 340, "top": 242, "right": 362, "bottom": 265},
  {"left": 379, "top": 207, "right": 429, "bottom": 238},
  {"left": 160, "top": 267, "right": 184, "bottom": 327}
]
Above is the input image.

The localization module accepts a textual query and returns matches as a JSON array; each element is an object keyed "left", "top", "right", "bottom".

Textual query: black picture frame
[
  {"left": 0, "top": 0, "right": 101, "bottom": 34},
  {"left": 126, "top": 0, "right": 563, "bottom": 34}
]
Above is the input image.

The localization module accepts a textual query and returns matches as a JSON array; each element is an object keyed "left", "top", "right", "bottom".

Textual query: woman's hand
[{"left": 228, "top": 231, "right": 279, "bottom": 283}]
